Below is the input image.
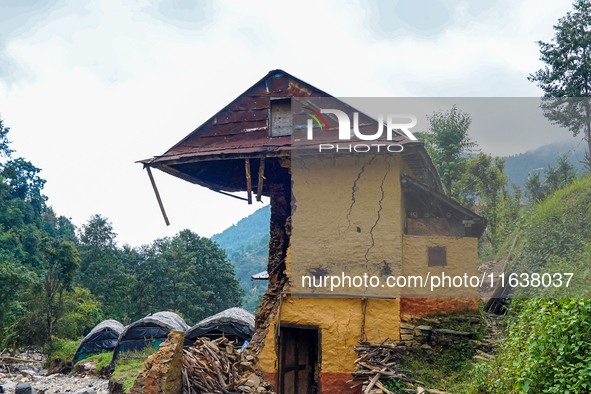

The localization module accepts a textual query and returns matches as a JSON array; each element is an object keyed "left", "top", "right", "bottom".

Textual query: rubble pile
[
  {"left": 0, "top": 350, "right": 107, "bottom": 394},
  {"left": 399, "top": 315, "right": 495, "bottom": 357},
  {"left": 183, "top": 337, "right": 275, "bottom": 394},
  {"left": 0, "top": 350, "right": 45, "bottom": 376}
]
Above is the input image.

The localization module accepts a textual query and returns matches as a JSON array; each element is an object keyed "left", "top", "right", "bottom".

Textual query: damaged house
[{"left": 139, "top": 70, "right": 485, "bottom": 394}]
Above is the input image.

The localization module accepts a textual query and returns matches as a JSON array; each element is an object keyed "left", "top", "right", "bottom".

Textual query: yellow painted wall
[
  {"left": 290, "top": 153, "right": 403, "bottom": 297},
  {"left": 257, "top": 152, "right": 478, "bottom": 377},
  {"left": 257, "top": 296, "right": 400, "bottom": 375},
  {"left": 401, "top": 235, "right": 479, "bottom": 298}
]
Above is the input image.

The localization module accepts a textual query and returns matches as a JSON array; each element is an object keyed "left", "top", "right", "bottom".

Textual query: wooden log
[
  {"left": 376, "top": 382, "right": 395, "bottom": 394},
  {"left": 245, "top": 159, "right": 252, "bottom": 204},
  {"left": 0, "top": 356, "right": 36, "bottom": 363},
  {"left": 351, "top": 381, "right": 365, "bottom": 389},
  {"left": 365, "top": 373, "right": 381, "bottom": 393},
  {"left": 146, "top": 166, "right": 170, "bottom": 226},
  {"left": 257, "top": 158, "right": 265, "bottom": 202},
  {"left": 434, "top": 329, "right": 475, "bottom": 336}
]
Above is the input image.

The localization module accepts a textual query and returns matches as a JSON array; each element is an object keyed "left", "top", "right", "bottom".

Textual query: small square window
[{"left": 428, "top": 246, "right": 447, "bottom": 266}]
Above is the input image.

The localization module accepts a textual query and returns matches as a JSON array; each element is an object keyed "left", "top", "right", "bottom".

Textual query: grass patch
[
  {"left": 410, "top": 344, "right": 474, "bottom": 391},
  {"left": 383, "top": 344, "right": 476, "bottom": 393},
  {"left": 44, "top": 337, "right": 81, "bottom": 370},
  {"left": 383, "top": 310, "right": 494, "bottom": 393},
  {"left": 111, "top": 359, "right": 146, "bottom": 392},
  {"left": 82, "top": 351, "right": 114, "bottom": 375},
  {"left": 111, "top": 346, "right": 158, "bottom": 392}
]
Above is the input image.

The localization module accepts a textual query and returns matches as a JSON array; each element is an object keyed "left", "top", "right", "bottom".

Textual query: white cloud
[{"left": 0, "top": 0, "right": 579, "bottom": 245}]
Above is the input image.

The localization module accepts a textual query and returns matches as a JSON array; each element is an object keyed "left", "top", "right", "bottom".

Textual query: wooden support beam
[
  {"left": 256, "top": 158, "right": 265, "bottom": 202},
  {"left": 146, "top": 166, "right": 170, "bottom": 226},
  {"left": 215, "top": 189, "right": 250, "bottom": 202},
  {"left": 245, "top": 158, "right": 252, "bottom": 204}
]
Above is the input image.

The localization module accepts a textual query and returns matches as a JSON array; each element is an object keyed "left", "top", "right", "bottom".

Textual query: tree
[
  {"left": 528, "top": 0, "right": 591, "bottom": 171},
  {"left": 132, "top": 230, "right": 244, "bottom": 324},
  {"left": 524, "top": 170, "right": 545, "bottom": 202},
  {"left": 525, "top": 153, "right": 577, "bottom": 202},
  {"left": 39, "top": 237, "right": 81, "bottom": 342},
  {"left": 77, "top": 215, "right": 131, "bottom": 322},
  {"left": 0, "top": 252, "right": 34, "bottom": 329},
  {"left": 0, "top": 115, "right": 14, "bottom": 159},
  {"left": 79, "top": 214, "right": 117, "bottom": 247},
  {"left": 5, "top": 286, "right": 103, "bottom": 347},
  {"left": 466, "top": 153, "right": 516, "bottom": 257},
  {"left": 421, "top": 105, "right": 476, "bottom": 198},
  {"left": 545, "top": 153, "right": 578, "bottom": 192}
]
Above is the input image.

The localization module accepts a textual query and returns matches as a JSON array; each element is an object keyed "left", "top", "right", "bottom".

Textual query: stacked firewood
[
  {"left": 350, "top": 341, "right": 424, "bottom": 394},
  {"left": 182, "top": 337, "right": 275, "bottom": 394}
]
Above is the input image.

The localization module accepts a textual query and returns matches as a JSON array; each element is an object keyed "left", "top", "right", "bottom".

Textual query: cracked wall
[
  {"left": 255, "top": 151, "right": 479, "bottom": 393},
  {"left": 289, "top": 153, "right": 404, "bottom": 297},
  {"left": 256, "top": 152, "right": 404, "bottom": 390}
]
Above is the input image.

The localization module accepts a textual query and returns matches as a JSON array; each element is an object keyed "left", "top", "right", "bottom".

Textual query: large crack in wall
[{"left": 364, "top": 157, "right": 391, "bottom": 267}]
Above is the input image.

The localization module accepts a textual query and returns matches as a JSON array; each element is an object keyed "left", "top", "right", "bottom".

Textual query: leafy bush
[
  {"left": 4, "top": 287, "right": 103, "bottom": 348},
  {"left": 471, "top": 176, "right": 591, "bottom": 393},
  {"left": 44, "top": 337, "right": 81, "bottom": 370},
  {"left": 501, "top": 175, "right": 591, "bottom": 298},
  {"left": 511, "top": 176, "right": 591, "bottom": 273},
  {"left": 480, "top": 299, "right": 591, "bottom": 393},
  {"left": 56, "top": 287, "right": 103, "bottom": 340}
]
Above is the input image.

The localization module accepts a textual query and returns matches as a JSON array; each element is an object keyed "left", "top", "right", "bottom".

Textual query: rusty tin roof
[{"left": 139, "top": 69, "right": 444, "bottom": 193}]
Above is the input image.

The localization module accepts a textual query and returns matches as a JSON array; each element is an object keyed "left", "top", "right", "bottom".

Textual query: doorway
[{"left": 279, "top": 325, "right": 320, "bottom": 394}]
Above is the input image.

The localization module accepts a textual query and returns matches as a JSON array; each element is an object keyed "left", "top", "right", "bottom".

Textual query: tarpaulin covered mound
[
  {"left": 185, "top": 307, "right": 255, "bottom": 346},
  {"left": 72, "top": 319, "right": 125, "bottom": 365},
  {"left": 110, "top": 311, "right": 189, "bottom": 366}
]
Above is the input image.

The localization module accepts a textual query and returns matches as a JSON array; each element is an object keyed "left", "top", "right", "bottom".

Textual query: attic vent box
[{"left": 270, "top": 98, "right": 292, "bottom": 137}]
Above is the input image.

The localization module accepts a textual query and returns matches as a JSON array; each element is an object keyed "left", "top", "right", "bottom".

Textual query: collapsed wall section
[{"left": 250, "top": 173, "right": 292, "bottom": 356}]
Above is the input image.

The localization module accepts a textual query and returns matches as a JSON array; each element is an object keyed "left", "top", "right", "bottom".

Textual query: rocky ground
[{"left": 0, "top": 350, "right": 109, "bottom": 394}]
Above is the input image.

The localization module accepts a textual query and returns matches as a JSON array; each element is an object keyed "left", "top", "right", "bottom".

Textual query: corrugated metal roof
[
  {"left": 251, "top": 270, "right": 269, "bottom": 280},
  {"left": 138, "top": 69, "right": 444, "bottom": 193}
]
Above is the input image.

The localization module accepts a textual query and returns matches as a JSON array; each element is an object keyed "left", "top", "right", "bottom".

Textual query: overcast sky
[{"left": 0, "top": 0, "right": 581, "bottom": 247}]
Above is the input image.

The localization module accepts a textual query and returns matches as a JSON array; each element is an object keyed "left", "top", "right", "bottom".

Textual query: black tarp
[
  {"left": 72, "top": 319, "right": 125, "bottom": 365},
  {"left": 110, "top": 311, "right": 188, "bottom": 367},
  {"left": 184, "top": 307, "right": 255, "bottom": 346}
]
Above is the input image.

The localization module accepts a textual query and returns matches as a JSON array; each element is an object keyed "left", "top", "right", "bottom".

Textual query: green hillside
[
  {"left": 503, "top": 139, "right": 586, "bottom": 189},
  {"left": 211, "top": 205, "right": 271, "bottom": 313},
  {"left": 211, "top": 205, "right": 270, "bottom": 255}
]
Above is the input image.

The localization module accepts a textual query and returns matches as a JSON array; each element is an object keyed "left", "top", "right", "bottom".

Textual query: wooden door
[{"left": 279, "top": 326, "right": 319, "bottom": 394}]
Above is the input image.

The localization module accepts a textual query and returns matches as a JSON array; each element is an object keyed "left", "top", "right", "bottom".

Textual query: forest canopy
[{"left": 0, "top": 114, "right": 244, "bottom": 348}]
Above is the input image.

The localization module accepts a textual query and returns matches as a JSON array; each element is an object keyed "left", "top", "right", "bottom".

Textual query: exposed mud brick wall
[
  {"left": 129, "top": 330, "right": 184, "bottom": 394},
  {"left": 268, "top": 185, "right": 291, "bottom": 279},
  {"left": 251, "top": 184, "right": 291, "bottom": 357}
]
